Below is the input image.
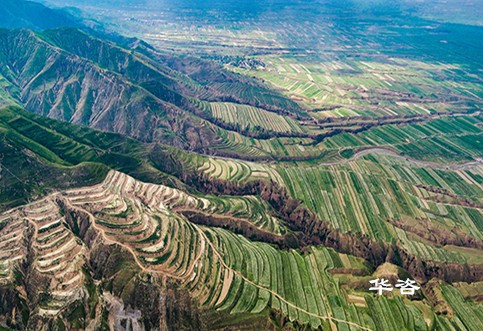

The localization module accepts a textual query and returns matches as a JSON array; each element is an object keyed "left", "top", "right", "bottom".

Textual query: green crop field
[
  {"left": 231, "top": 56, "right": 481, "bottom": 118},
  {"left": 191, "top": 114, "right": 483, "bottom": 162},
  {"left": 10, "top": 170, "right": 475, "bottom": 331},
  {"left": 1, "top": 0, "right": 483, "bottom": 330},
  {"left": 191, "top": 147, "right": 482, "bottom": 264},
  {"left": 277, "top": 154, "right": 482, "bottom": 244},
  {"left": 197, "top": 101, "right": 304, "bottom": 134}
]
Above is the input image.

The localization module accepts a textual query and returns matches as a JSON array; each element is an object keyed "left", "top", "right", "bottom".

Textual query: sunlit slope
[
  {"left": 2, "top": 171, "right": 481, "bottom": 330},
  {"left": 0, "top": 27, "right": 305, "bottom": 154}
]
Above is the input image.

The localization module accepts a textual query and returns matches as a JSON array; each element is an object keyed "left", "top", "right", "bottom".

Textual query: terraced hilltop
[
  {"left": 2, "top": 171, "right": 481, "bottom": 330},
  {"left": 0, "top": 0, "right": 482, "bottom": 330}
]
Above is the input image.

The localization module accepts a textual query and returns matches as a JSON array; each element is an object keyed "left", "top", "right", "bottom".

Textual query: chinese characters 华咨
[{"left": 369, "top": 278, "right": 420, "bottom": 295}]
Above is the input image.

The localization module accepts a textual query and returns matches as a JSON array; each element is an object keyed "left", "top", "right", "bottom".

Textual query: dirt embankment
[
  {"left": 180, "top": 171, "right": 483, "bottom": 283},
  {"left": 58, "top": 199, "right": 203, "bottom": 331},
  {"left": 387, "top": 217, "right": 483, "bottom": 250},
  {"left": 178, "top": 209, "right": 298, "bottom": 249}
]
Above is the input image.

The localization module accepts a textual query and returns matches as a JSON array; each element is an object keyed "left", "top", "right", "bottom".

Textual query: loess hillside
[
  {"left": 0, "top": 1, "right": 482, "bottom": 330},
  {"left": 1, "top": 170, "right": 482, "bottom": 330}
]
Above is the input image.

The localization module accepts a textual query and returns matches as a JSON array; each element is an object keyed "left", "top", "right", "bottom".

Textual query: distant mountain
[
  {"left": 0, "top": 27, "right": 302, "bottom": 153},
  {"left": 0, "top": 0, "right": 81, "bottom": 30}
]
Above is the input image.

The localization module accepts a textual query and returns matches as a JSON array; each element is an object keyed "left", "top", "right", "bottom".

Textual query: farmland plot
[
  {"left": 197, "top": 156, "right": 282, "bottom": 183},
  {"left": 200, "top": 101, "right": 304, "bottom": 134},
  {"left": 276, "top": 154, "right": 483, "bottom": 255},
  {"left": 2, "top": 170, "right": 481, "bottom": 330},
  {"left": 231, "top": 56, "right": 481, "bottom": 119},
  {"left": 204, "top": 114, "right": 482, "bottom": 161}
]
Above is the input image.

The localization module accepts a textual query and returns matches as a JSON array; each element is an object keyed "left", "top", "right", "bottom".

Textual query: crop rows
[
  {"left": 208, "top": 82, "right": 301, "bottom": 115},
  {"left": 189, "top": 141, "right": 482, "bottom": 262},
  {"left": 209, "top": 126, "right": 324, "bottom": 159},
  {"left": 322, "top": 116, "right": 482, "bottom": 162},
  {"left": 233, "top": 56, "right": 480, "bottom": 118},
  {"left": 2, "top": 170, "right": 480, "bottom": 329},
  {"left": 395, "top": 228, "right": 467, "bottom": 263},
  {"left": 206, "top": 114, "right": 481, "bottom": 162},
  {"left": 199, "top": 101, "right": 304, "bottom": 134},
  {"left": 205, "top": 228, "right": 454, "bottom": 331},
  {"left": 61, "top": 172, "right": 364, "bottom": 329},
  {"left": 0, "top": 199, "right": 87, "bottom": 316},
  {"left": 62, "top": 171, "right": 479, "bottom": 330},
  {"left": 435, "top": 284, "right": 483, "bottom": 330},
  {"left": 277, "top": 155, "right": 483, "bottom": 258},
  {"left": 198, "top": 156, "right": 282, "bottom": 183}
]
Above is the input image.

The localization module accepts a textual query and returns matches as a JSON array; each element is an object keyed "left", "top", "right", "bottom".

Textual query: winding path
[
  {"left": 198, "top": 229, "right": 374, "bottom": 331},
  {"left": 59, "top": 196, "right": 373, "bottom": 330}
]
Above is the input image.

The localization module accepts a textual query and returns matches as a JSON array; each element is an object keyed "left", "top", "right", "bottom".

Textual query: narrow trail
[
  {"left": 197, "top": 229, "right": 374, "bottom": 331},
  {"left": 59, "top": 195, "right": 373, "bottom": 330}
]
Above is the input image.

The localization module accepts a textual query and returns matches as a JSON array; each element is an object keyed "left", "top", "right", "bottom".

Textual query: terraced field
[
  {"left": 320, "top": 116, "right": 483, "bottom": 162},
  {"left": 196, "top": 101, "right": 304, "bottom": 134},
  {"left": 197, "top": 156, "right": 282, "bottom": 183},
  {"left": 189, "top": 145, "right": 483, "bottom": 264},
  {"left": 3, "top": 170, "right": 480, "bottom": 330},
  {"left": 0, "top": 172, "right": 481, "bottom": 330},
  {"left": 232, "top": 56, "right": 481, "bottom": 119},
  {"left": 437, "top": 284, "right": 483, "bottom": 330},
  {"left": 1, "top": 1, "right": 482, "bottom": 329},
  {"left": 0, "top": 199, "right": 88, "bottom": 316},
  {"left": 202, "top": 113, "right": 483, "bottom": 161}
]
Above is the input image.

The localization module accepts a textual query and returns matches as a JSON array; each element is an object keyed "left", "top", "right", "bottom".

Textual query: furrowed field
[
  {"left": 320, "top": 116, "right": 482, "bottom": 162},
  {"left": 202, "top": 115, "right": 482, "bottom": 162},
  {"left": 192, "top": 147, "right": 483, "bottom": 264},
  {"left": 4, "top": 171, "right": 479, "bottom": 330},
  {"left": 196, "top": 101, "right": 304, "bottom": 134},
  {"left": 1, "top": 1, "right": 482, "bottom": 329},
  {"left": 230, "top": 56, "right": 481, "bottom": 119},
  {"left": 277, "top": 154, "right": 483, "bottom": 260}
]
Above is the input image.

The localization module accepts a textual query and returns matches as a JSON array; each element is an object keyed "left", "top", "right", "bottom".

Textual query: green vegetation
[
  {"left": 232, "top": 56, "right": 480, "bottom": 119},
  {"left": 196, "top": 101, "right": 304, "bottom": 134},
  {"left": 0, "top": 106, "right": 181, "bottom": 210},
  {"left": 435, "top": 284, "right": 483, "bottom": 330},
  {"left": 277, "top": 155, "right": 482, "bottom": 244},
  {"left": 0, "top": 1, "right": 482, "bottom": 329},
  {"left": 55, "top": 171, "right": 480, "bottom": 331}
]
